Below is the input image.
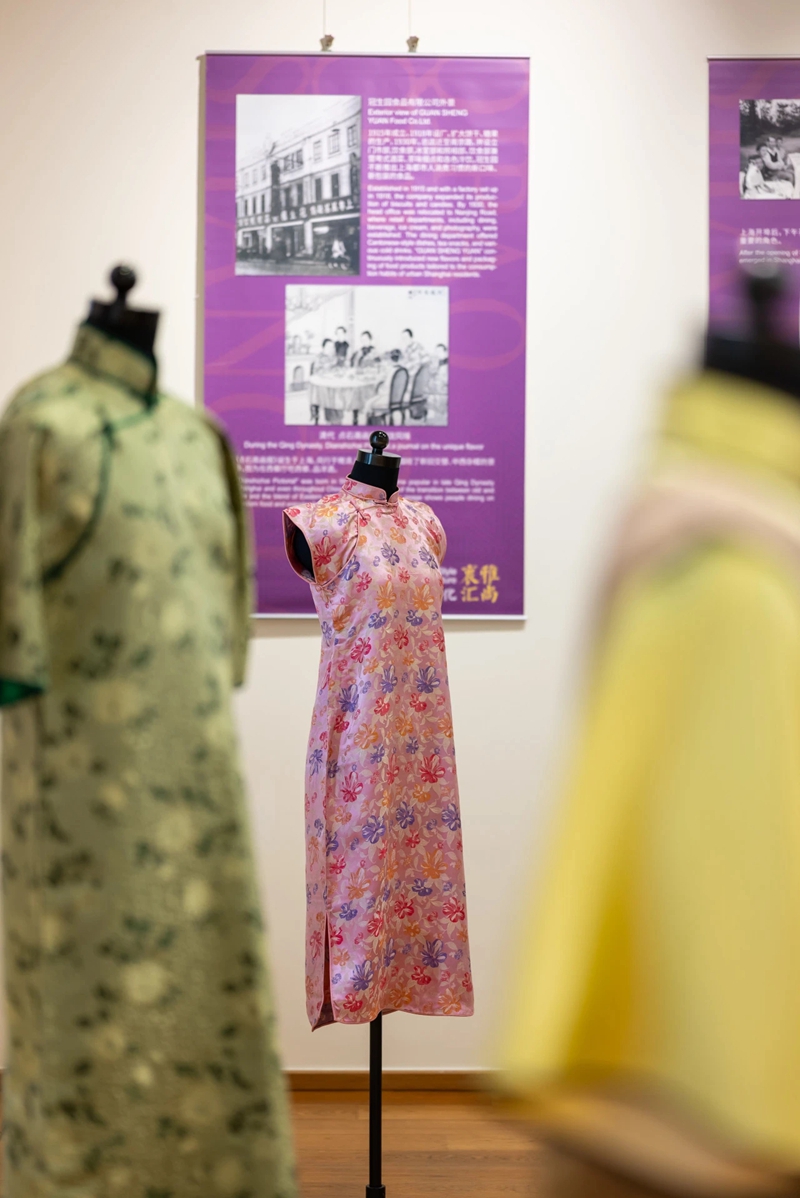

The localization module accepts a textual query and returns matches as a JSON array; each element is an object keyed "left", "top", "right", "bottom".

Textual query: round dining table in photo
[{"left": 309, "top": 368, "right": 385, "bottom": 424}]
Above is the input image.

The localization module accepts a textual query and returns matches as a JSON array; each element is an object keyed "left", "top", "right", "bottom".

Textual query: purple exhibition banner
[
  {"left": 710, "top": 59, "right": 800, "bottom": 340},
  {"left": 202, "top": 54, "right": 529, "bottom": 616}
]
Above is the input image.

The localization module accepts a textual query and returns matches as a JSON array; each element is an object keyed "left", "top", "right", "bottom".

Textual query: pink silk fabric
[{"left": 284, "top": 478, "right": 473, "bottom": 1029}]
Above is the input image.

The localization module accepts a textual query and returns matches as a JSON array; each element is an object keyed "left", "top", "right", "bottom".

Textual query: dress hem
[{"left": 310, "top": 1002, "right": 475, "bottom": 1029}]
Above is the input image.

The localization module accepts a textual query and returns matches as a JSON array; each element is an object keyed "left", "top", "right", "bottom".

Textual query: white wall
[{"left": 2, "top": 0, "right": 799, "bottom": 1072}]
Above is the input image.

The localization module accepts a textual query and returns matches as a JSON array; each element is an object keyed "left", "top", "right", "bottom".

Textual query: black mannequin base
[{"left": 367, "top": 1014, "right": 386, "bottom": 1197}]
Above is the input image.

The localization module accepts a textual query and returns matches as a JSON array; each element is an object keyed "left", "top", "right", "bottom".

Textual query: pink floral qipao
[{"left": 284, "top": 478, "right": 473, "bottom": 1028}]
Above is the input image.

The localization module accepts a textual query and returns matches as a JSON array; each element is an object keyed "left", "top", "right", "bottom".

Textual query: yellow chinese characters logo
[{"left": 460, "top": 564, "right": 500, "bottom": 603}]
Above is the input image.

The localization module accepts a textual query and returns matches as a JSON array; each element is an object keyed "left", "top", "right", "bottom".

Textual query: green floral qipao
[{"left": 0, "top": 326, "right": 295, "bottom": 1198}]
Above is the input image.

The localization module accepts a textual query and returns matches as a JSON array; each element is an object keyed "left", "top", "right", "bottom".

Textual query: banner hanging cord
[
  {"left": 320, "top": 0, "right": 333, "bottom": 50},
  {"left": 406, "top": 0, "right": 418, "bottom": 51}
]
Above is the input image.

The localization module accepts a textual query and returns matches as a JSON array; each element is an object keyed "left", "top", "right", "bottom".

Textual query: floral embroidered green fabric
[{"left": 0, "top": 325, "right": 296, "bottom": 1198}]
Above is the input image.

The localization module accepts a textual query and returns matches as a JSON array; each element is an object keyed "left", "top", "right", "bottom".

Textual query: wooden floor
[
  {"left": 292, "top": 1090, "right": 539, "bottom": 1197},
  {"left": 0, "top": 1085, "right": 661, "bottom": 1197}
]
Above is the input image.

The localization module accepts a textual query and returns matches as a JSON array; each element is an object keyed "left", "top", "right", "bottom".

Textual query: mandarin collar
[
  {"left": 342, "top": 477, "right": 401, "bottom": 505},
  {"left": 69, "top": 323, "right": 158, "bottom": 401}
]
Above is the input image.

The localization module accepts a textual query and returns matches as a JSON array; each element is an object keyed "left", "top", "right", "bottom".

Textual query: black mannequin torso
[
  {"left": 292, "top": 526, "right": 315, "bottom": 576},
  {"left": 292, "top": 432, "right": 401, "bottom": 578},
  {"left": 86, "top": 265, "right": 160, "bottom": 359},
  {"left": 704, "top": 263, "right": 800, "bottom": 402}
]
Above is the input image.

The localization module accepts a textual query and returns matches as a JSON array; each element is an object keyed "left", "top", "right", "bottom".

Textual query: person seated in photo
[
  {"left": 334, "top": 326, "right": 349, "bottom": 367},
  {"left": 431, "top": 343, "right": 449, "bottom": 391},
  {"left": 743, "top": 134, "right": 797, "bottom": 198},
  {"left": 312, "top": 338, "right": 335, "bottom": 375},
  {"left": 351, "top": 330, "right": 377, "bottom": 370},
  {"left": 761, "top": 135, "right": 795, "bottom": 182},
  {"left": 742, "top": 154, "right": 768, "bottom": 196},
  {"left": 426, "top": 344, "right": 449, "bottom": 423},
  {"left": 398, "top": 327, "right": 428, "bottom": 373}
]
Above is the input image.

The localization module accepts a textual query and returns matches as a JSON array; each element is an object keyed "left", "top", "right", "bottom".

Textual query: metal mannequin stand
[{"left": 366, "top": 1014, "right": 386, "bottom": 1197}]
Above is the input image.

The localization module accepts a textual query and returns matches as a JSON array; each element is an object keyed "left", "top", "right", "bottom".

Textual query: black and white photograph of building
[
  {"left": 284, "top": 285, "right": 449, "bottom": 427},
  {"left": 236, "top": 94, "right": 361, "bottom": 275},
  {"left": 740, "top": 100, "right": 800, "bottom": 199}
]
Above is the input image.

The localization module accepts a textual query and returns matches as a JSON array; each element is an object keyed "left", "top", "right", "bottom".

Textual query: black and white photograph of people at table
[
  {"left": 284, "top": 284, "right": 450, "bottom": 426},
  {"left": 235, "top": 94, "right": 361, "bottom": 275},
  {"left": 740, "top": 99, "right": 800, "bottom": 199}
]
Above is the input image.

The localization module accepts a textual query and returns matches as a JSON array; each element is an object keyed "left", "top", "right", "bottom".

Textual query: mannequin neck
[
  {"left": 704, "top": 332, "right": 800, "bottom": 403},
  {"left": 349, "top": 459, "right": 399, "bottom": 497},
  {"left": 86, "top": 301, "right": 159, "bottom": 358}
]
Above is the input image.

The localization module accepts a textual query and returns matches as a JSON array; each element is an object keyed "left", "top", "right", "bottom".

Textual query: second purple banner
[{"left": 202, "top": 54, "right": 529, "bottom": 617}]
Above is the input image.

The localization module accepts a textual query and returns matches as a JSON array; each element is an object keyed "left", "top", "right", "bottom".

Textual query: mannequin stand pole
[{"left": 366, "top": 1013, "right": 386, "bottom": 1197}]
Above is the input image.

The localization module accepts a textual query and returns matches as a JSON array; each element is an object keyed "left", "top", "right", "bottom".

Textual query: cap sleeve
[
  {"left": 210, "top": 423, "right": 254, "bottom": 688},
  {"left": 283, "top": 498, "right": 358, "bottom": 588},
  {"left": 0, "top": 418, "right": 48, "bottom": 706},
  {"left": 422, "top": 507, "right": 447, "bottom": 567}
]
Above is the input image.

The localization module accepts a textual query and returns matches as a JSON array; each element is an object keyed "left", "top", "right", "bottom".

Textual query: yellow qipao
[{"left": 501, "top": 374, "right": 800, "bottom": 1196}]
